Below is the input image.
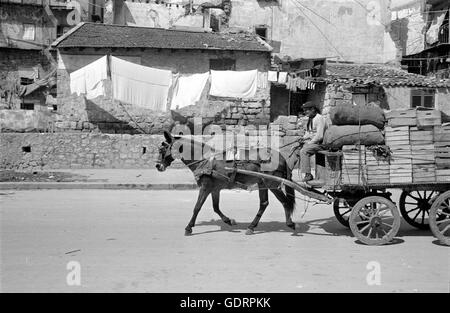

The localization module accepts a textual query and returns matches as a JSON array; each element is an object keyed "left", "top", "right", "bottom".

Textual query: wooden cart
[{"left": 226, "top": 150, "right": 450, "bottom": 246}]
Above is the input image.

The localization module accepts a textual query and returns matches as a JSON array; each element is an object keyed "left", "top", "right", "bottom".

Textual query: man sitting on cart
[{"left": 297, "top": 101, "right": 327, "bottom": 182}]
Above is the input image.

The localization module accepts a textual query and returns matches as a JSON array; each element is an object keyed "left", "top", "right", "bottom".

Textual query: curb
[{"left": 0, "top": 182, "right": 198, "bottom": 190}]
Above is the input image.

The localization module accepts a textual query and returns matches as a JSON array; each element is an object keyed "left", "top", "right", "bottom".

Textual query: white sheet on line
[
  {"left": 110, "top": 56, "right": 172, "bottom": 111},
  {"left": 209, "top": 69, "right": 257, "bottom": 99},
  {"left": 171, "top": 72, "right": 209, "bottom": 109},
  {"left": 69, "top": 55, "right": 108, "bottom": 100}
]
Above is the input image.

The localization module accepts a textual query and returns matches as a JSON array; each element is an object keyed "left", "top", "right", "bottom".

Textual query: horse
[{"left": 156, "top": 130, "right": 297, "bottom": 236}]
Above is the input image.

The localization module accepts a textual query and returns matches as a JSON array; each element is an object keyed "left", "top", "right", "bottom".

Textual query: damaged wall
[
  {"left": 389, "top": 0, "right": 427, "bottom": 57},
  {"left": 55, "top": 48, "right": 270, "bottom": 134},
  {"left": 228, "top": 0, "right": 427, "bottom": 63},
  {"left": 0, "top": 4, "right": 56, "bottom": 49},
  {"left": 0, "top": 49, "right": 53, "bottom": 109}
]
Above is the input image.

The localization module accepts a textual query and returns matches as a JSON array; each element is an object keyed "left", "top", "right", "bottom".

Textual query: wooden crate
[
  {"left": 411, "top": 144, "right": 435, "bottom": 164},
  {"left": 417, "top": 110, "right": 441, "bottom": 128},
  {"left": 434, "top": 125, "right": 450, "bottom": 142},
  {"left": 385, "top": 126, "right": 410, "bottom": 135},
  {"left": 385, "top": 126, "right": 410, "bottom": 147},
  {"left": 410, "top": 127, "right": 433, "bottom": 145},
  {"left": 435, "top": 141, "right": 450, "bottom": 169},
  {"left": 436, "top": 159, "right": 450, "bottom": 169},
  {"left": 436, "top": 169, "right": 450, "bottom": 182},
  {"left": 386, "top": 110, "right": 416, "bottom": 119},
  {"left": 412, "top": 164, "right": 436, "bottom": 183},
  {"left": 390, "top": 150, "right": 412, "bottom": 165},
  {"left": 386, "top": 110, "right": 417, "bottom": 127},
  {"left": 341, "top": 146, "right": 367, "bottom": 184}
]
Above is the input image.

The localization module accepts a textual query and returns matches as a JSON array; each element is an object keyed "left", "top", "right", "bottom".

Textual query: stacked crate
[
  {"left": 434, "top": 125, "right": 450, "bottom": 182},
  {"left": 341, "top": 145, "right": 367, "bottom": 185},
  {"left": 410, "top": 127, "right": 436, "bottom": 183},
  {"left": 385, "top": 126, "right": 413, "bottom": 183},
  {"left": 385, "top": 110, "right": 417, "bottom": 128},
  {"left": 366, "top": 149, "right": 390, "bottom": 184},
  {"left": 417, "top": 110, "right": 442, "bottom": 129}
]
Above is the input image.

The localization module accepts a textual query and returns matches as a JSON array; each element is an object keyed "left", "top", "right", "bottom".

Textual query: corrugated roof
[
  {"left": 324, "top": 62, "right": 450, "bottom": 88},
  {"left": 52, "top": 22, "right": 271, "bottom": 52}
]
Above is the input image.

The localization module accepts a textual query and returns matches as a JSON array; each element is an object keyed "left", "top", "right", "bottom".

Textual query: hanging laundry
[
  {"left": 110, "top": 56, "right": 172, "bottom": 111},
  {"left": 171, "top": 72, "right": 209, "bottom": 109},
  {"left": 278, "top": 72, "right": 288, "bottom": 84},
  {"left": 209, "top": 70, "right": 258, "bottom": 99},
  {"left": 69, "top": 67, "right": 86, "bottom": 96},
  {"left": 268, "top": 71, "right": 278, "bottom": 82},
  {"left": 69, "top": 55, "right": 108, "bottom": 100},
  {"left": 257, "top": 71, "right": 268, "bottom": 89}
]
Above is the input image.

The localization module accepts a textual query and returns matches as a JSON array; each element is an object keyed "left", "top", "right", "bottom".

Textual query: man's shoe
[{"left": 303, "top": 173, "right": 314, "bottom": 182}]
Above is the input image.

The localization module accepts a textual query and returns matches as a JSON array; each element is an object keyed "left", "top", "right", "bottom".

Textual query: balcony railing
[
  {"left": 438, "top": 23, "right": 449, "bottom": 45},
  {"left": 0, "top": 0, "right": 72, "bottom": 7}
]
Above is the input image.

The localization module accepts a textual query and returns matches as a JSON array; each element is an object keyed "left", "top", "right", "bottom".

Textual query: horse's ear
[{"left": 163, "top": 130, "right": 173, "bottom": 144}]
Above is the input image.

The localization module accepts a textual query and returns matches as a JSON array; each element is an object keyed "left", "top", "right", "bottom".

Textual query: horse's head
[{"left": 156, "top": 131, "right": 176, "bottom": 172}]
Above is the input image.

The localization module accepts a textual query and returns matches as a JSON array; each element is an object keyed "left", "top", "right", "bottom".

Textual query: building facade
[
  {"left": 0, "top": 0, "right": 105, "bottom": 111},
  {"left": 52, "top": 22, "right": 271, "bottom": 134},
  {"left": 402, "top": 0, "right": 449, "bottom": 78}
]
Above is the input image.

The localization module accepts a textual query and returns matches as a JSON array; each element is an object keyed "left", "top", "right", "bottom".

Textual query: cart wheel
[
  {"left": 349, "top": 196, "right": 401, "bottom": 246},
  {"left": 333, "top": 198, "right": 351, "bottom": 228},
  {"left": 429, "top": 191, "right": 450, "bottom": 246},
  {"left": 399, "top": 190, "right": 440, "bottom": 230}
]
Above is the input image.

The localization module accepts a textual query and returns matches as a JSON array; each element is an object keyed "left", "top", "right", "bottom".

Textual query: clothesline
[
  {"left": 69, "top": 55, "right": 268, "bottom": 111},
  {"left": 111, "top": 72, "right": 172, "bottom": 87}
]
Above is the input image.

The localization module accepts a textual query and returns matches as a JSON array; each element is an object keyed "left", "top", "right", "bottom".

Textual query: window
[
  {"left": 209, "top": 58, "right": 236, "bottom": 71},
  {"left": 352, "top": 94, "right": 367, "bottom": 106},
  {"left": 20, "top": 102, "right": 34, "bottom": 110},
  {"left": 20, "top": 77, "right": 34, "bottom": 85},
  {"left": 411, "top": 89, "right": 435, "bottom": 108},
  {"left": 255, "top": 26, "right": 268, "bottom": 41},
  {"left": 23, "top": 24, "right": 35, "bottom": 41}
]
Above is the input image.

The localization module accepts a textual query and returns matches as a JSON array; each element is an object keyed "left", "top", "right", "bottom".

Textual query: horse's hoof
[
  {"left": 245, "top": 228, "right": 254, "bottom": 235},
  {"left": 185, "top": 229, "right": 192, "bottom": 236},
  {"left": 287, "top": 223, "right": 296, "bottom": 230},
  {"left": 229, "top": 219, "right": 237, "bottom": 226}
]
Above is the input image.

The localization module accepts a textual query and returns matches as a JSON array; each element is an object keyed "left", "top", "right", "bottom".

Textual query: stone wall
[
  {"left": 0, "top": 133, "right": 165, "bottom": 171},
  {"left": 322, "top": 83, "right": 389, "bottom": 120},
  {"left": 0, "top": 109, "right": 54, "bottom": 132},
  {"left": 0, "top": 132, "right": 284, "bottom": 171}
]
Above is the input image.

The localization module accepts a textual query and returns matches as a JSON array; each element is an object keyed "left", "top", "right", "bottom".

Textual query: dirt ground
[
  {"left": 0, "top": 189, "right": 449, "bottom": 292},
  {"left": 0, "top": 170, "right": 89, "bottom": 182}
]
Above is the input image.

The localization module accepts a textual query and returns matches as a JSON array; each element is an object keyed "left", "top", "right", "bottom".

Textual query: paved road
[{"left": 0, "top": 190, "right": 448, "bottom": 293}]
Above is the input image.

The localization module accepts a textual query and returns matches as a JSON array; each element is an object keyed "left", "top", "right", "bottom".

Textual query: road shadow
[
  {"left": 194, "top": 217, "right": 439, "bottom": 244},
  {"left": 194, "top": 216, "right": 353, "bottom": 237},
  {"left": 193, "top": 219, "right": 298, "bottom": 236},
  {"left": 431, "top": 239, "right": 449, "bottom": 247}
]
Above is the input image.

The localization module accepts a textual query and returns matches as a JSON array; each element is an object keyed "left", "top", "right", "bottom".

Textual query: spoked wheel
[
  {"left": 399, "top": 190, "right": 440, "bottom": 230},
  {"left": 349, "top": 196, "right": 401, "bottom": 246},
  {"left": 333, "top": 198, "right": 352, "bottom": 228},
  {"left": 429, "top": 191, "right": 450, "bottom": 246}
]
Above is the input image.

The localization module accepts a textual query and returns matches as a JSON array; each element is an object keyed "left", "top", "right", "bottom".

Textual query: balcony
[
  {"left": 438, "top": 23, "right": 449, "bottom": 45},
  {"left": 0, "top": 0, "right": 72, "bottom": 8}
]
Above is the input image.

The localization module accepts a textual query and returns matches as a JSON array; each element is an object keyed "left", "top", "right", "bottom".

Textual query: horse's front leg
[
  {"left": 270, "top": 187, "right": 296, "bottom": 231},
  {"left": 185, "top": 183, "right": 211, "bottom": 236},
  {"left": 246, "top": 183, "right": 269, "bottom": 235},
  {"left": 211, "top": 190, "right": 237, "bottom": 226}
]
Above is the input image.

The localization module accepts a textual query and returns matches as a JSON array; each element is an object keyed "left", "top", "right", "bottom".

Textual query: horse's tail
[{"left": 284, "top": 162, "right": 296, "bottom": 216}]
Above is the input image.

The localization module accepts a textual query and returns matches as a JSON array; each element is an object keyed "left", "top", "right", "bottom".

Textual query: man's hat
[{"left": 302, "top": 101, "right": 318, "bottom": 110}]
